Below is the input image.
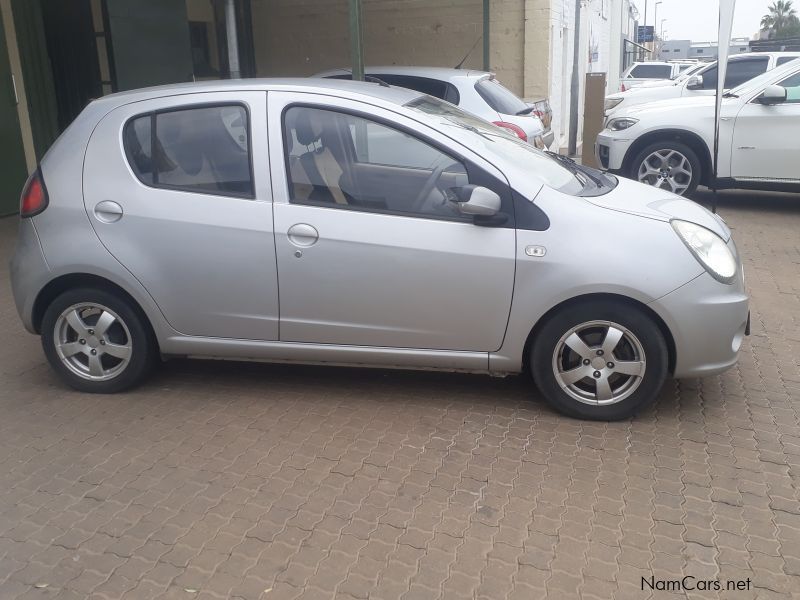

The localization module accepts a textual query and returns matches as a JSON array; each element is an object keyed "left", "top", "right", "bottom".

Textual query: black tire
[
  {"left": 41, "top": 287, "right": 156, "bottom": 393},
  {"left": 530, "top": 300, "right": 669, "bottom": 421},
  {"left": 628, "top": 140, "right": 702, "bottom": 197}
]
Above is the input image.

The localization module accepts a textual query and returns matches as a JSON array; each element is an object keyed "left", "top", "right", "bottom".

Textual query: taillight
[
  {"left": 20, "top": 169, "right": 48, "bottom": 218},
  {"left": 492, "top": 121, "right": 528, "bottom": 142},
  {"left": 620, "top": 83, "right": 627, "bottom": 92}
]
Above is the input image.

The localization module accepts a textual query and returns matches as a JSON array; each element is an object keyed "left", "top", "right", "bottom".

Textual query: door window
[
  {"left": 777, "top": 72, "right": 800, "bottom": 103},
  {"left": 701, "top": 58, "right": 769, "bottom": 89},
  {"left": 283, "top": 106, "right": 479, "bottom": 222},
  {"left": 124, "top": 104, "right": 253, "bottom": 197}
]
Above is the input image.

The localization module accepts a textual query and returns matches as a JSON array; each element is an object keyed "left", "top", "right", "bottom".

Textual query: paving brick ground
[{"left": 0, "top": 189, "right": 798, "bottom": 600}]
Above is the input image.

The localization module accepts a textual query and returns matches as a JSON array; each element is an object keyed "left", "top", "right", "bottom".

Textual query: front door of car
[
  {"left": 267, "top": 92, "right": 516, "bottom": 351},
  {"left": 731, "top": 71, "right": 800, "bottom": 181},
  {"left": 83, "top": 92, "right": 280, "bottom": 340}
]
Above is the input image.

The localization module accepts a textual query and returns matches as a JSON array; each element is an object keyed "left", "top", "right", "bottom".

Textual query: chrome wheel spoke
[
  {"left": 103, "top": 342, "right": 131, "bottom": 360},
  {"left": 564, "top": 332, "right": 593, "bottom": 360},
  {"left": 65, "top": 310, "right": 89, "bottom": 336},
  {"left": 614, "top": 360, "right": 645, "bottom": 377},
  {"left": 601, "top": 327, "right": 624, "bottom": 356},
  {"left": 94, "top": 311, "right": 116, "bottom": 337},
  {"left": 87, "top": 353, "right": 104, "bottom": 377},
  {"left": 595, "top": 377, "right": 613, "bottom": 401},
  {"left": 560, "top": 365, "right": 593, "bottom": 386},
  {"left": 58, "top": 341, "right": 85, "bottom": 358}
]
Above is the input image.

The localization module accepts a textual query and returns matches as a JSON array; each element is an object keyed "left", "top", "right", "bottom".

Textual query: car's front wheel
[
  {"left": 629, "top": 140, "right": 701, "bottom": 197},
  {"left": 531, "top": 300, "right": 668, "bottom": 420},
  {"left": 41, "top": 288, "right": 156, "bottom": 393}
]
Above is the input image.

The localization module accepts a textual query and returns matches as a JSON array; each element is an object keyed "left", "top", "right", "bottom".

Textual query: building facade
[{"left": 659, "top": 37, "right": 752, "bottom": 61}]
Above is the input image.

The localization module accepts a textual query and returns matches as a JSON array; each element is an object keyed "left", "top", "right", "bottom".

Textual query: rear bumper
[
  {"left": 10, "top": 218, "right": 49, "bottom": 333},
  {"left": 648, "top": 271, "right": 749, "bottom": 379}
]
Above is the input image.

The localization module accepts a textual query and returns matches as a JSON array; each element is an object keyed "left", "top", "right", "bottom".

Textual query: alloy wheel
[
  {"left": 552, "top": 320, "right": 646, "bottom": 406},
  {"left": 53, "top": 302, "right": 132, "bottom": 381},
  {"left": 637, "top": 148, "right": 693, "bottom": 195}
]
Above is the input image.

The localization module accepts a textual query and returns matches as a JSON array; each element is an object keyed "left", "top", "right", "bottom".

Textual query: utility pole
[
  {"left": 349, "top": 0, "right": 365, "bottom": 81},
  {"left": 224, "top": 0, "right": 240, "bottom": 79},
  {"left": 568, "top": 0, "right": 582, "bottom": 156}
]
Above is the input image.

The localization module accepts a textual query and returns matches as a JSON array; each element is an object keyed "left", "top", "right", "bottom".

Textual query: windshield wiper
[{"left": 544, "top": 151, "right": 606, "bottom": 188}]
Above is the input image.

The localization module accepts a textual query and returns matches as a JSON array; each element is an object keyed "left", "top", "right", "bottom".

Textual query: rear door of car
[{"left": 83, "top": 91, "right": 280, "bottom": 340}]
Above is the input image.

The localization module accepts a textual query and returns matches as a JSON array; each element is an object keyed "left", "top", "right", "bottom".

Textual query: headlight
[
  {"left": 604, "top": 97, "right": 624, "bottom": 111},
  {"left": 671, "top": 220, "right": 737, "bottom": 284},
  {"left": 607, "top": 117, "right": 638, "bottom": 131}
]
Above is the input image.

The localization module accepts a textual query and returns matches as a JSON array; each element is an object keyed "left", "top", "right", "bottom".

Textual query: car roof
[
  {"left": 315, "top": 66, "right": 490, "bottom": 81},
  {"left": 92, "top": 77, "right": 423, "bottom": 111}
]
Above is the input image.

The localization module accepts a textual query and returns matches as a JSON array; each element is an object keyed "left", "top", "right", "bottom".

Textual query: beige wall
[
  {"left": 250, "top": 0, "right": 555, "bottom": 99},
  {"left": 251, "top": 1, "right": 500, "bottom": 77}
]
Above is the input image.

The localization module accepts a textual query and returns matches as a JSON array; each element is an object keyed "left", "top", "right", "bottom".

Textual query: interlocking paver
[{"left": 1, "top": 190, "right": 799, "bottom": 598}]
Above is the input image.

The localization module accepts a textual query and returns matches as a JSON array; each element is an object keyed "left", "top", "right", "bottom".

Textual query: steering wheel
[{"left": 411, "top": 158, "right": 453, "bottom": 213}]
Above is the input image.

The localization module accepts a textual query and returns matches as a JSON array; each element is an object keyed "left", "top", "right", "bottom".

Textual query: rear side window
[
  {"left": 474, "top": 78, "right": 528, "bottom": 115},
  {"left": 124, "top": 104, "right": 253, "bottom": 197},
  {"left": 629, "top": 64, "right": 673, "bottom": 79},
  {"left": 777, "top": 56, "right": 799, "bottom": 66}
]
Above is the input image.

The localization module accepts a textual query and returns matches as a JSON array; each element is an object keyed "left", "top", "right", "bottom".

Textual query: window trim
[
  {"left": 122, "top": 101, "right": 256, "bottom": 200},
  {"left": 280, "top": 102, "right": 516, "bottom": 227}
]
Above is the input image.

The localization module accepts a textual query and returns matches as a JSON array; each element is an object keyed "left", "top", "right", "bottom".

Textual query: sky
[{"left": 637, "top": 0, "right": 773, "bottom": 42}]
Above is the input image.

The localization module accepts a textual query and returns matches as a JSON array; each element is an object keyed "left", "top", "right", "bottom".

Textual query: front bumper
[
  {"left": 648, "top": 269, "right": 749, "bottom": 379},
  {"left": 595, "top": 131, "right": 632, "bottom": 171}
]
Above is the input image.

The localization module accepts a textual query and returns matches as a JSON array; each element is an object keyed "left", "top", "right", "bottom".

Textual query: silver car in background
[
  {"left": 316, "top": 66, "right": 555, "bottom": 149},
  {"left": 10, "top": 79, "right": 748, "bottom": 420}
]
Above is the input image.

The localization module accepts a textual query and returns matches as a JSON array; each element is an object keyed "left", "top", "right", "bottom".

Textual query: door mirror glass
[
  {"left": 448, "top": 185, "right": 501, "bottom": 217},
  {"left": 758, "top": 85, "right": 788, "bottom": 105},
  {"left": 686, "top": 75, "right": 703, "bottom": 90}
]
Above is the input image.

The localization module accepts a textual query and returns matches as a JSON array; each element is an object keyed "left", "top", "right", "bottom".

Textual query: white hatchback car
[
  {"left": 596, "top": 60, "right": 800, "bottom": 196},
  {"left": 316, "top": 66, "right": 555, "bottom": 149}
]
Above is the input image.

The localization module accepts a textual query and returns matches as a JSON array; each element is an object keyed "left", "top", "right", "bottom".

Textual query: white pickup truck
[{"left": 607, "top": 52, "right": 800, "bottom": 117}]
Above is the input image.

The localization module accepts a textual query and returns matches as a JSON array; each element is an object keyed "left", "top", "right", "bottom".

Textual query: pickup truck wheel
[
  {"left": 629, "top": 140, "right": 701, "bottom": 197},
  {"left": 531, "top": 301, "right": 668, "bottom": 421}
]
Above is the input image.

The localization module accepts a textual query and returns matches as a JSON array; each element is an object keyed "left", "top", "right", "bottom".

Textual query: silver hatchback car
[{"left": 10, "top": 79, "right": 749, "bottom": 420}]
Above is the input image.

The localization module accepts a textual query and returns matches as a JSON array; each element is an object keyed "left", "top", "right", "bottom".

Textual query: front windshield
[{"left": 405, "top": 96, "right": 585, "bottom": 195}]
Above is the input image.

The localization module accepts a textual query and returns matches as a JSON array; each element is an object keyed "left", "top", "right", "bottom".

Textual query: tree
[{"left": 761, "top": 0, "right": 800, "bottom": 38}]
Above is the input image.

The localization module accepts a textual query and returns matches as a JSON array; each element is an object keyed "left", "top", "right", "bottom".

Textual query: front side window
[
  {"left": 777, "top": 72, "right": 800, "bottom": 103},
  {"left": 284, "top": 106, "right": 475, "bottom": 221},
  {"left": 124, "top": 104, "right": 253, "bottom": 197}
]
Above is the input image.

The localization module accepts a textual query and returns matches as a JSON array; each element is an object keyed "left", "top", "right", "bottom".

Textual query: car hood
[
  {"left": 623, "top": 94, "right": 717, "bottom": 117},
  {"left": 583, "top": 176, "right": 730, "bottom": 240}
]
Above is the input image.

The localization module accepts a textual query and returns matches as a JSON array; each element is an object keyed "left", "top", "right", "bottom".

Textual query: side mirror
[
  {"left": 686, "top": 75, "right": 703, "bottom": 90},
  {"left": 449, "top": 185, "right": 501, "bottom": 217},
  {"left": 757, "top": 85, "right": 787, "bottom": 105}
]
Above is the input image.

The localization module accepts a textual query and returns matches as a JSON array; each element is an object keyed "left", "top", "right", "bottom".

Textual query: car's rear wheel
[
  {"left": 630, "top": 140, "right": 701, "bottom": 197},
  {"left": 41, "top": 288, "right": 155, "bottom": 393},
  {"left": 531, "top": 300, "right": 668, "bottom": 420}
]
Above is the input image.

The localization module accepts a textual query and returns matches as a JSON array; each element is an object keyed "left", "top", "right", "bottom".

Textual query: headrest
[{"left": 293, "top": 109, "right": 324, "bottom": 146}]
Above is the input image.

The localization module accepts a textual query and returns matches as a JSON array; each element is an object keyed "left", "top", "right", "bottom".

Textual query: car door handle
[
  {"left": 287, "top": 223, "right": 319, "bottom": 247},
  {"left": 94, "top": 200, "right": 124, "bottom": 223}
]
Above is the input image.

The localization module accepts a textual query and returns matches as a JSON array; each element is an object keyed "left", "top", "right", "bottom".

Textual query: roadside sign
[{"left": 637, "top": 25, "right": 654, "bottom": 43}]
